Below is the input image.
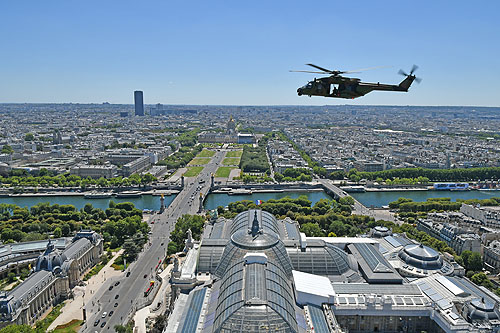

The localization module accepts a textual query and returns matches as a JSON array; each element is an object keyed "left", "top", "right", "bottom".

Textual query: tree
[
  {"left": 141, "top": 173, "right": 156, "bottom": 184},
  {"left": 61, "top": 224, "right": 71, "bottom": 237},
  {"left": 114, "top": 324, "right": 133, "bottom": 333},
  {"left": 274, "top": 173, "right": 284, "bottom": 182},
  {"left": 152, "top": 314, "right": 167, "bottom": 332},
  {"left": 24, "top": 133, "right": 34, "bottom": 141},
  {"left": 471, "top": 272, "right": 494, "bottom": 289},
  {"left": 83, "top": 203, "right": 93, "bottom": 214},
  {"left": 0, "top": 324, "right": 34, "bottom": 333},
  {"left": 123, "top": 238, "right": 140, "bottom": 262},
  {"left": 339, "top": 196, "right": 355, "bottom": 206},
  {"left": 53, "top": 227, "right": 62, "bottom": 238},
  {"left": 1, "top": 145, "right": 14, "bottom": 154},
  {"left": 7, "top": 272, "right": 16, "bottom": 283},
  {"left": 300, "top": 223, "right": 324, "bottom": 237},
  {"left": 167, "top": 241, "right": 178, "bottom": 255},
  {"left": 468, "top": 252, "right": 483, "bottom": 272}
]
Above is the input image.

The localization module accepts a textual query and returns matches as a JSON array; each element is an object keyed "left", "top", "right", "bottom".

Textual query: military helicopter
[{"left": 291, "top": 64, "right": 421, "bottom": 99}]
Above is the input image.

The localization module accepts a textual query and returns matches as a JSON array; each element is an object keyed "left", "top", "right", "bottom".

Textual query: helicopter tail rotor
[{"left": 399, "top": 65, "right": 422, "bottom": 83}]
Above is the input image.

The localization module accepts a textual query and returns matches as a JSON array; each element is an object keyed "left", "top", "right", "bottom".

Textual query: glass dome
[
  {"left": 465, "top": 298, "right": 500, "bottom": 322},
  {"left": 398, "top": 244, "right": 443, "bottom": 270},
  {"left": 286, "top": 241, "right": 352, "bottom": 276}
]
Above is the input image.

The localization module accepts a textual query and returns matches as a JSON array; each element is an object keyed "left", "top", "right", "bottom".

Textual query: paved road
[{"left": 81, "top": 149, "right": 226, "bottom": 332}]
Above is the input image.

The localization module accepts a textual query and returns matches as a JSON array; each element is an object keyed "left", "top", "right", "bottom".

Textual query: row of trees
[
  {"left": 158, "top": 145, "right": 203, "bottom": 169},
  {"left": 0, "top": 201, "right": 148, "bottom": 248},
  {"left": 389, "top": 197, "right": 500, "bottom": 212},
  {"left": 239, "top": 135, "right": 271, "bottom": 173},
  {"left": 331, "top": 167, "right": 500, "bottom": 182},
  {"left": 238, "top": 173, "right": 273, "bottom": 183},
  {"left": 275, "top": 168, "right": 313, "bottom": 182},
  {"left": 0, "top": 170, "right": 156, "bottom": 188}
]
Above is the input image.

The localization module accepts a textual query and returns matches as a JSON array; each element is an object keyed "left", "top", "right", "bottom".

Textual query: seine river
[
  {"left": 0, "top": 194, "right": 176, "bottom": 211},
  {"left": 1, "top": 190, "right": 499, "bottom": 211}
]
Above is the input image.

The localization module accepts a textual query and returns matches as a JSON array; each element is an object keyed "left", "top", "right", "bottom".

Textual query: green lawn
[
  {"left": 197, "top": 149, "right": 215, "bottom": 157},
  {"left": 184, "top": 167, "right": 204, "bottom": 177},
  {"left": 35, "top": 303, "right": 64, "bottom": 332},
  {"left": 226, "top": 150, "right": 243, "bottom": 157},
  {"left": 188, "top": 157, "right": 211, "bottom": 165},
  {"left": 215, "top": 167, "right": 236, "bottom": 178},
  {"left": 83, "top": 262, "right": 105, "bottom": 281},
  {"left": 53, "top": 319, "right": 84, "bottom": 333},
  {"left": 222, "top": 157, "right": 240, "bottom": 166}
]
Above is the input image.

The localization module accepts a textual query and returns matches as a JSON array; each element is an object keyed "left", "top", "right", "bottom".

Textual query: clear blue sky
[{"left": 0, "top": 1, "right": 499, "bottom": 106}]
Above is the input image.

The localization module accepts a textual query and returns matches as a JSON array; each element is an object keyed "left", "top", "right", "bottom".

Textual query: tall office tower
[{"left": 134, "top": 90, "right": 144, "bottom": 116}]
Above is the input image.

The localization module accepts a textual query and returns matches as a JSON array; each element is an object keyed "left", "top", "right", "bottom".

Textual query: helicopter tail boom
[{"left": 398, "top": 75, "right": 415, "bottom": 91}]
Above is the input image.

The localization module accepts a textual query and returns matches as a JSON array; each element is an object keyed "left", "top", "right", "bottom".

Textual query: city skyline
[{"left": 0, "top": 1, "right": 499, "bottom": 107}]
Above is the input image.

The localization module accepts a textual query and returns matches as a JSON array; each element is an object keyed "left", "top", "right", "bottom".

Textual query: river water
[
  {"left": 0, "top": 194, "right": 176, "bottom": 211},
  {"left": 1, "top": 189, "right": 499, "bottom": 211}
]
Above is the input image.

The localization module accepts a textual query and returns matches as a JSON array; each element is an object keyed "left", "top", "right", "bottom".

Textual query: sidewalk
[
  {"left": 48, "top": 249, "right": 124, "bottom": 331},
  {"left": 133, "top": 264, "right": 173, "bottom": 333}
]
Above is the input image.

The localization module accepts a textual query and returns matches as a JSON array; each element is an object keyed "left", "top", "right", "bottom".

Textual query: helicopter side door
[{"left": 330, "top": 84, "right": 340, "bottom": 97}]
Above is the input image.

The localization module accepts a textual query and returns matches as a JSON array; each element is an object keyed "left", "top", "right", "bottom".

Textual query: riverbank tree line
[
  {"left": 0, "top": 201, "right": 149, "bottom": 252},
  {"left": 274, "top": 168, "right": 313, "bottom": 182},
  {"left": 329, "top": 167, "right": 500, "bottom": 182},
  {"left": 0, "top": 169, "right": 156, "bottom": 189},
  {"left": 389, "top": 197, "right": 500, "bottom": 212}
]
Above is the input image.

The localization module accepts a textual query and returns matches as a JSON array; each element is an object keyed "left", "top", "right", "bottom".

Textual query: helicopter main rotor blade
[
  {"left": 343, "top": 65, "right": 392, "bottom": 74},
  {"left": 289, "top": 70, "right": 330, "bottom": 74},
  {"left": 410, "top": 64, "right": 419, "bottom": 75},
  {"left": 306, "top": 63, "right": 333, "bottom": 73}
]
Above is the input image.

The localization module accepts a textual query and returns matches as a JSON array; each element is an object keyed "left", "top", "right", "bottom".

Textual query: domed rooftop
[
  {"left": 35, "top": 240, "right": 67, "bottom": 272},
  {"left": 231, "top": 229, "right": 279, "bottom": 249},
  {"left": 465, "top": 298, "right": 500, "bottom": 322},
  {"left": 214, "top": 210, "right": 293, "bottom": 278},
  {"left": 287, "top": 240, "right": 354, "bottom": 276},
  {"left": 372, "top": 226, "right": 392, "bottom": 238},
  {"left": 230, "top": 211, "right": 280, "bottom": 250},
  {"left": 398, "top": 243, "right": 443, "bottom": 270}
]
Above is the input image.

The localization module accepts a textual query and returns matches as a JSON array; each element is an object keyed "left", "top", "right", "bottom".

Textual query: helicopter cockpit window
[{"left": 306, "top": 82, "right": 313, "bottom": 89}]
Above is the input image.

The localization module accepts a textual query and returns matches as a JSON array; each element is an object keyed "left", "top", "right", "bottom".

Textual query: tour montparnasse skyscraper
[{"left": 134, "top": 90, "right": 144, "bottom": 116}]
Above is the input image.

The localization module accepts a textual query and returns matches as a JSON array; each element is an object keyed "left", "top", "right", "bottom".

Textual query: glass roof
[
  {"left": 286, "top": 243, "right": 351, "bottom": 276},
  {"left": 180, "top": 288, "right": 207, "bottom": 333},
  {"left": 213, "top": 259, "right": 298, "bottom": 333},
  {"left": 230, "top": 210, "right": 282, "bottom": 237}
]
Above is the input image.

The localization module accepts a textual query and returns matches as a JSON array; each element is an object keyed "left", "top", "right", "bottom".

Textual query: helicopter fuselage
[{"left": 297, "top": 75, "right": 415, "bottom": 99}]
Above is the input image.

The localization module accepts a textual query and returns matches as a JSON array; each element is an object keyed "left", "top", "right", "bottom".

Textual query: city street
[{"left": 81, "top": 149, "right": 226, "bottom": 332}]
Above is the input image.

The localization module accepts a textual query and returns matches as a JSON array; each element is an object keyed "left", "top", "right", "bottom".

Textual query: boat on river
[
  {"left": 115, "top": 191, "right": 142, "bottom": 198},
  {"left": 432, "top": 183, "right": 469, "bottom": 191},
  {"left": 84, "top": 191, "right": 113, "bottom": 199}
]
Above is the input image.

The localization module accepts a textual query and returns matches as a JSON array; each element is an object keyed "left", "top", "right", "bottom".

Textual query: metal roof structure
[
  {"left": 205, "top": 210, "right": 301, "bottom": 332},
  {"left": 398, "top": 244, "right": 443, "bottom": 270},
  {"left": 347, "top": 243, "right": 403, "bottom": 284},
  {"left": 286, "top": 240, "right": 353, "bottom": 276}
]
